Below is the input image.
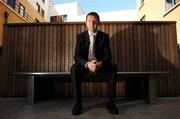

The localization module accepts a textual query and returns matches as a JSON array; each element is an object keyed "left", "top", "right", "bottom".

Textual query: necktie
[{"left": 88, "top": 34, "right": 95, "bottom": 61}]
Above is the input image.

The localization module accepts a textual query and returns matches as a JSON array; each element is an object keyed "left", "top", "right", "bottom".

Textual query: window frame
[
  {"left": 164, "top": 0, "right": 176, "bottom": 11},
  {"left": 61, "top": 15, "right": 67, "bottom": 22},
  {"left": 50, "top": 16, "right": 56, "bottom": 22},
  {"left": 19, "top": 3, "right": 25, "bottom": 17},
  {"left": 140, "top": 0, "right": 144, "bottom": 4},
  {"left": 36, "top": 2, "right": 40, "bottom": 13},
  {"left": 42, "top": 0, "right": 45, "bottom": 3},
  {"left": 41, "top": 8, "right": 44, "bottom": 17}
]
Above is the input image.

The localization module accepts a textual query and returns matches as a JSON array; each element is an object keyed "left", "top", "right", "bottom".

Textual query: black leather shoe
[
  {"left": 106, "top": 102, "right": 119, "bottom": 114},
  {"left": 72, "top": 103, "right": 82, "bottom": 115}
]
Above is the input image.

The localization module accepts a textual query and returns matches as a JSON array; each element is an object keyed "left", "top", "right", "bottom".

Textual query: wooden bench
[{"left": 14, "top": 71, "right": 170, "bottom": 105}]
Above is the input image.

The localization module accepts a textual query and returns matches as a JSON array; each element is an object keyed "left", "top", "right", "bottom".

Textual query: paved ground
[{"left": 0, "top": 97, "right": 180, "bottom": 119}]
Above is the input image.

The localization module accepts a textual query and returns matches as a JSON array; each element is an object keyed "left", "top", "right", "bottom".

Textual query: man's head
[{"left": 86, "top": 12, "right": 100, "bottom": 33}]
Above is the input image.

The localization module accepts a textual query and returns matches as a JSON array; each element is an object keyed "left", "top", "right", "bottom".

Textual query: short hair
[{"left": 86, "top": 12, "right": 100, "bottom": 22}]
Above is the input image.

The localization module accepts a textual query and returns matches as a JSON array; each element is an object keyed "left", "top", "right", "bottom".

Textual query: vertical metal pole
[
  {"left": 148, "top": 76, "right": 156, "bottom": 104},
  {"left": 27, "top": 75, "right": 34, "bottom": 104}
]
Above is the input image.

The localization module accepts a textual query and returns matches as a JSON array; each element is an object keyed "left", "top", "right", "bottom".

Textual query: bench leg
[
  {"left": 27, "top": 75, "right": 34, "bottom": 105},
  {"left": 146, "top": 76, "right": 156, "bottom": 104}
]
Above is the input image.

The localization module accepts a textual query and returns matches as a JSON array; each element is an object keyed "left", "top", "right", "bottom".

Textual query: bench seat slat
[{"left": 14, "top": 71, "right": 170, "bottom": 76}]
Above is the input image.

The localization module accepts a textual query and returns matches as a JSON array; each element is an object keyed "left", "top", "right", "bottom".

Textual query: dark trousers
[{"left": 71, "top": 63, "right": 117, "bottom": 103}]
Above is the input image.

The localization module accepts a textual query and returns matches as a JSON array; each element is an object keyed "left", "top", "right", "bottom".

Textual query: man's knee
[{"left": 71, "top": 63, "right": 78, "bottom": 73}]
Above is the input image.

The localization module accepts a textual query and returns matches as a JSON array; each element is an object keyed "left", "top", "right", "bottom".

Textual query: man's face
[{"left": 86, "top": 15, "right": 100, "bottom": 33}]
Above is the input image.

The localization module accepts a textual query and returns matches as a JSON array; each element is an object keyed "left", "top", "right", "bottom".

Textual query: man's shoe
[
  {"left": 72, "top": 103, "right": 82, "bottom": 115},
  {"left": 106, "top": 102, "right": 119, "bottom": 114}
]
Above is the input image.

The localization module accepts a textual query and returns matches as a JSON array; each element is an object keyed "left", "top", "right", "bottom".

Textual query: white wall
[
  {"left": 99, "top": 10, "right": 137, "bottom": 21},
  {"left": 48, "top": 1, "right": 59, "bottom": 21}
]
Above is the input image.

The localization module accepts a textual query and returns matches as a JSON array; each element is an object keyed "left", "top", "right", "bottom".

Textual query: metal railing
[{"left": 2, "top": 0, "right": 35, "bottom": 22}]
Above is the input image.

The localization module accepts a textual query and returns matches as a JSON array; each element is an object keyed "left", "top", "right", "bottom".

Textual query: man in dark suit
[{"left": 71, "top": 12, "right": 118, "bottom": 115}]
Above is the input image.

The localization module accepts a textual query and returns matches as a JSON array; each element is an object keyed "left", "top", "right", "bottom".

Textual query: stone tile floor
[{"left": 0, "top": 97, "right": 180, "bottom": 119}]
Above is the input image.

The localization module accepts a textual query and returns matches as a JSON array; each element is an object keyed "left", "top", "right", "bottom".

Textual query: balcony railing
[{"left": 2, "top": 0, "right": 35, "bottom": 22}]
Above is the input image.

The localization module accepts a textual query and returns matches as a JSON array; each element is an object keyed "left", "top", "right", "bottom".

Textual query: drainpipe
[{"left": 4, "top": 11, "right": 9, "bottom": 23}]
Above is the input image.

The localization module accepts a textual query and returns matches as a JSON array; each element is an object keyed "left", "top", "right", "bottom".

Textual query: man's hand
[
  {"left": 95, "top": 61, "right": 102, "bottom": 71},
  {"left": 87, "top": 60, "right": 97, "bottom": 73},
  {"left": 87, "top": 60, "right": 103, "bottom": 73}
]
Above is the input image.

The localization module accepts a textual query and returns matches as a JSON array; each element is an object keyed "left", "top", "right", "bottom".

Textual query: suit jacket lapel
[
  {"left": 84, "top": 31, "right": 90, "bottom": 51},
  {"left": 95, "top": 31, "right": 101, "bottom": 49}
]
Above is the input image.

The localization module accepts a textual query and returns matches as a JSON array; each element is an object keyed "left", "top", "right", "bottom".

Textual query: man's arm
[
  {"left": 74, "top": 34, "right": 88, "bottom": 66},
  {"left": 101, "top": 34, "right": 112, "bottom": 65}
]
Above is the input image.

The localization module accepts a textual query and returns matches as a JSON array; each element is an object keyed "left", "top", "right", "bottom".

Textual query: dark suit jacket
[{"left": 74, "top": 30, "right": 112, "bottom": 68}]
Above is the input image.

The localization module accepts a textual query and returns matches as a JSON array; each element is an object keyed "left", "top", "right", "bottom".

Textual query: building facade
[
  {"left": 27, "top": 0, "right": 50, "bottom": 22},
  {"left": 137, "top": 0, "right": 180, "bottom": 45},
  {"left": 49, "top": 2, "right": 85, "bottom": 22},
  {"left": 0, "top": 0, "right": 47, "bottom": 47},
  {"left": 48, "top": 2, "right": 137, "bottom": 22}
]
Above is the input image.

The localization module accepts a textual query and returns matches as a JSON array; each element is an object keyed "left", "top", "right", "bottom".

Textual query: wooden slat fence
[{"left": 0, "top": 22, "right": 179, "bottom": 97}]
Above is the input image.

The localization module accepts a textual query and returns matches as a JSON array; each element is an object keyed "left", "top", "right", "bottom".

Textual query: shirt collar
[{"left": 88, "top": 30, "right": 97, "bottom": 36}]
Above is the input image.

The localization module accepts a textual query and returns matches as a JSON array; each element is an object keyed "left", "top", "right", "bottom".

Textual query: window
[
  {"left": 19, "top": 4, "right": 25, "bottom": 17},
  {"left": 7, "top": 0, "right": 16, "bottom": 9},
  {"left": 41, "top": 9, "right": 44, "bottom": 17},
  {"left": 165, "top": 0, "right": 176, "bottom": 11},
  {"left": 50, "top": 16, "right": 56, "bottom": 22},
  {"left": 36, "top": 2, "right": 40, "bottom": 13},
  {"left": 140, "top": 0, "right": 144, "bottom": 4},
  {"left": 50, "top": 16, "right": 62, "bottom": 22},
  {"left": 42, "top": 0, "right": 45, "bottom": 3},
  {"left": 61, "top": 15, "right": 67, "bottom": 22}
]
